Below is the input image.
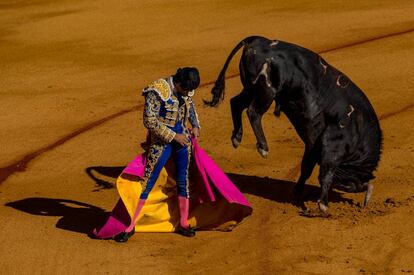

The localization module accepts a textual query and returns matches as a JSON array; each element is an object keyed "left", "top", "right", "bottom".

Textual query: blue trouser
[{"left": 140, "top": 122, "right": 191, "bottom": 199}]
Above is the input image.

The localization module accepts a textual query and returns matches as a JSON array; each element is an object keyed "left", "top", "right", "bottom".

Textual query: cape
[{"left": 93, "top": 140, "right": 252, "bottom": 238}]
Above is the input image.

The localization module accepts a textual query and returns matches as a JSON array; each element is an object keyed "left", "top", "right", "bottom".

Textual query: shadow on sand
[
  {"left": 226, "top": 173, "right": 352, "bottom": 205},
  {"left": 4, "top": 169, "right": 352, "bottom": 235},
  {"left": 85, "top": 166, "right": 125, "bottom": 190},
  {"left": 84, "top": 165, "right": 352, "bottom": 206},
  {"left": 5, "top": 198, "right": 108, "bottom": 235}
]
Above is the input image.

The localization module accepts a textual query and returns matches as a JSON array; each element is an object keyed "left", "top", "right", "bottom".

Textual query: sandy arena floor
[{"left": 1, "top": 0, "right": 414, "bottom": 274}]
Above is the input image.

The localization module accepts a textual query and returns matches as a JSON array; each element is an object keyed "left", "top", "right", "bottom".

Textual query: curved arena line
[
  {"left": 0, "top": 106, "right": 140, "bottom": 185},
  {"left": 209, "top": 28, "right": 414, "bottom": 83},
  {"left": 318, "top": 28, "right": 414, "bottom": 54},
  {"left": 0, "top": 78, "right": 231, "bottom": 185},
  {"left": 1, "top": 29, "right": 413, "bottom": 185}
]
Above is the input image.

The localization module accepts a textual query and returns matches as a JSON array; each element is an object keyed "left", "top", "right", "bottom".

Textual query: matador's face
[{"left": 176, "top": 83, "right": 191, "bottom": 97}]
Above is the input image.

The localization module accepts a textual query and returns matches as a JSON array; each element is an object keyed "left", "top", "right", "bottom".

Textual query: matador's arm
[{"left": 143, "top": 91, "right": 176, "bottom": 143}]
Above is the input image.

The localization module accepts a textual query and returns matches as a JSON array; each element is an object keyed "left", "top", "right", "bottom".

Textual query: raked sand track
[{"left": 1, "top": 1, "right": 414, "bottom": 274}]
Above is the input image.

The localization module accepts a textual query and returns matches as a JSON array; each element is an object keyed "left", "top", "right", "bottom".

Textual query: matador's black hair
[{"left": 173, "top": 67, "right": 200, "bottom": 91}]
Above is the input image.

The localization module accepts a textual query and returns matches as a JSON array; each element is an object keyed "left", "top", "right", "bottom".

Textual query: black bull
[{"left": 206, "top": 36, "right": 382, "bottom": 213}]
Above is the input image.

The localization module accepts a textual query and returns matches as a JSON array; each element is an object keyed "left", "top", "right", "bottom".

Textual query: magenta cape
[{"left": 93, "top": 140, "right": 252, "bottom": 238}]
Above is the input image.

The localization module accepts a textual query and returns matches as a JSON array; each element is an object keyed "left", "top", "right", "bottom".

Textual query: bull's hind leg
[
  {"left": 246, "top": 88, "right": 273, "bottom": 158},
  {"left": 230, "top": 89, "right": 253, "bottom": 148},
  {"left": 294, "top": 144, "right": 320, "bottom": 198}
]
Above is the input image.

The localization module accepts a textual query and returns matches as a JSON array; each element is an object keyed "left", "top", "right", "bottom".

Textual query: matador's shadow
[
  {"left": 5, "top": 198, "right": 108, "bottom": 235},
  {"left": 4, "top": 166, "right": 127, "bottom": 235},
  {"left": 85, "top": 166, "right": 352, "bottom": 206}
]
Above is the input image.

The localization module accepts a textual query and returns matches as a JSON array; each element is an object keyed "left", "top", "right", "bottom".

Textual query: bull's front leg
[
  {"left": 246, "top": 97, "right": 273, "bottom": 158},
  {"left": 230, "top": 90, "right": 252, "bottom": 148}
]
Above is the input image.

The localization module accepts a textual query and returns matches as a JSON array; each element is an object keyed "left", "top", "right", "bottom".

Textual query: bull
[{"left": 205, "top": 36, "right": 382, "bottom": 214}]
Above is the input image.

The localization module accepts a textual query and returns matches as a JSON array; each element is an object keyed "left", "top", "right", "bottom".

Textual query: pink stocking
[
  {"left": 178, "top": 196, "right": 190, "bottom": 228},
  {"left": 125, "top": 199, "right": 146, "bottom": 232}
]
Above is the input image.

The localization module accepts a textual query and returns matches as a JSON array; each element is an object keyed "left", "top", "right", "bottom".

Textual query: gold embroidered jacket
[{"left": 142, "top": 78, "right": 200, "bottom": 143}]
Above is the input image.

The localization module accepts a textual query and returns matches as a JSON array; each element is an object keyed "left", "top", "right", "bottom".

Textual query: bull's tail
[{"left": 204, "top": 36, "right": 262, "bottom": 107}]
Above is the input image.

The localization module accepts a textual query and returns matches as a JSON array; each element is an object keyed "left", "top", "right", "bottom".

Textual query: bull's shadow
[
  {"left": 5, "top": 198, "right": 108, "bottom": 235},
  {"left": 85, "top": 165, "right": 352, "bottom": 206},
  {"left": 227, "top": 173, "right": 353, "bottom": 205}
]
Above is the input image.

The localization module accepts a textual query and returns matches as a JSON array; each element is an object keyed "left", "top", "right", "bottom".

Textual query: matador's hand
[
  {"left": 191, "top": 127, "right": 200, "bottom": 139},
  {"left": 173, "top": 133, "right": 190, "bottom": 146}
]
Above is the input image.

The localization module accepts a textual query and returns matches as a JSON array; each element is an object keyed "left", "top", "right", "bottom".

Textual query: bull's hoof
[
  {"left": 257, "top": 148, "right": 268, "bottom": 158},
  {"left": 299, "top": 200, "right": 331, "bottom": 218},
  {"left": 256, "top": 144, "right": 268, "bottom": 158},
  {"left": 231, "top": 137, "right": 240, "bottom": 148},
  {"left": 317, "top": 200, "right": 330, "bottom": 217}
]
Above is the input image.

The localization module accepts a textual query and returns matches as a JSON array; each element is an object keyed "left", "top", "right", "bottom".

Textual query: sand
[{"left": 1, "top": 0, "right": 413, "bottom": 274}]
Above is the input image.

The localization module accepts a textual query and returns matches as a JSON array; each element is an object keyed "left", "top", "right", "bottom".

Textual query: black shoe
[
  {"left": 176, "top": 225, "right": 196, "bottom": 237},
  {"left": 114, "top": 228, "right": 135, "bottom": 243}
]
